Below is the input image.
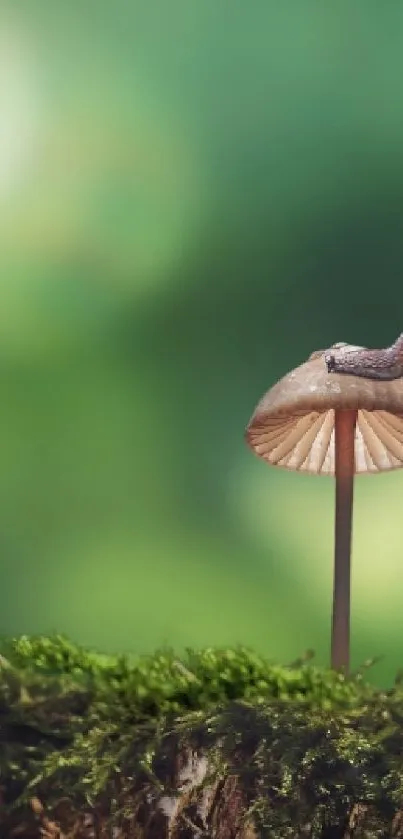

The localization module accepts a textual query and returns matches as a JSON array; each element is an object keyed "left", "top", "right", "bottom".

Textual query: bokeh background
[{"left": 1, "top": 3, "right": 403, "bottom": 686}]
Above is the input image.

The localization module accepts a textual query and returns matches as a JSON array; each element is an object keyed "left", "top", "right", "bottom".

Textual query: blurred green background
[{"left": 1, "top": 3, "right": 403, "bottom": 686}]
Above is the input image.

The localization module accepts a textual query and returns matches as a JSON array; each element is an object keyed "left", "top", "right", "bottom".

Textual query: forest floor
[{"left": 1, "top": 636, "right": 403, "bottom": 838}]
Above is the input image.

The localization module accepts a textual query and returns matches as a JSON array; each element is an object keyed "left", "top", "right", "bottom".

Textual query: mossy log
[{"left": 1, "top": 635, "right": 403, "bottom": 838}]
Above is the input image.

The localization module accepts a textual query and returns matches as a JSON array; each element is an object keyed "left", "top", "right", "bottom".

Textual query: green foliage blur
[{"left": 1, "top": 3, "right": 403, "bottom": 685}]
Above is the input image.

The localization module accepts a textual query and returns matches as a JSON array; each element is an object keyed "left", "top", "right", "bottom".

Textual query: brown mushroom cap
[{"left": 246, "top": 344, "right": 403, "bottom": 475}]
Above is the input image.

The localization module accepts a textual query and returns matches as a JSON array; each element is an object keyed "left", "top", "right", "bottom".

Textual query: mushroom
[{"left": 245, "top": 334, "right": 403, "bottom": 672}]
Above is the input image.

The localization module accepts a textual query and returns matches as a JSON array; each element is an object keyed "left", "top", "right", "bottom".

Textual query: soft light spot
[
  {"left": 234, "top": 463, "right": 403, "bottom": 631},
  {"left": 0, "top": 20, "right": 42, "bottom": 200}
]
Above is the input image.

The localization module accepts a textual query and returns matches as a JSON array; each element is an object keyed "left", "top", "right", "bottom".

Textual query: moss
[{"left": 1, "top": 635, "right": 403, "bottom": 837}]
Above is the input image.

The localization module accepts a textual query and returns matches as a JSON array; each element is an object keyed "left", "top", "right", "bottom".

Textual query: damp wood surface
[{"left": 2, "top": 635, "right": 403, "bottom": 838}]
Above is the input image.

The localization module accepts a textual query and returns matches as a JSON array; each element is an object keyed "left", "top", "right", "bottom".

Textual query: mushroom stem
[{"left": 331, "top": 409, "right": 357, "bottom": 672}]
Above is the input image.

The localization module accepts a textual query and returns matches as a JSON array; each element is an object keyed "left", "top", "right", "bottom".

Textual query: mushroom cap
[{"left": 246, "top": 344, "right": 403, "bottom": 475}]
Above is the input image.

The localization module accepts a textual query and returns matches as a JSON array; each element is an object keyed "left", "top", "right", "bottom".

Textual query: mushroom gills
[{"left": 251, "top": 409, "right": 403, "bottom": 474}]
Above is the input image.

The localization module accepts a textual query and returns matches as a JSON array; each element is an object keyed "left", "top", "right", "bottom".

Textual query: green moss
[
  {"left": 1, "top": 634, "right": 403, "bottom": 837},
  {"left": 1, "top": 634, "right": 378, "bottom": 711}
]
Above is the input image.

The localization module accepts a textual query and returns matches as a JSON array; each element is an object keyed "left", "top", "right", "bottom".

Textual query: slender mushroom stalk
[
  {"left": 332, "top": 409, "right": 357, "bottom": 671},
  {"left": 245, "top": 335, "right": 403, "bottom": 674},
  {"left": 327, "top": 335, "right": 403, "bottom": 669}
]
